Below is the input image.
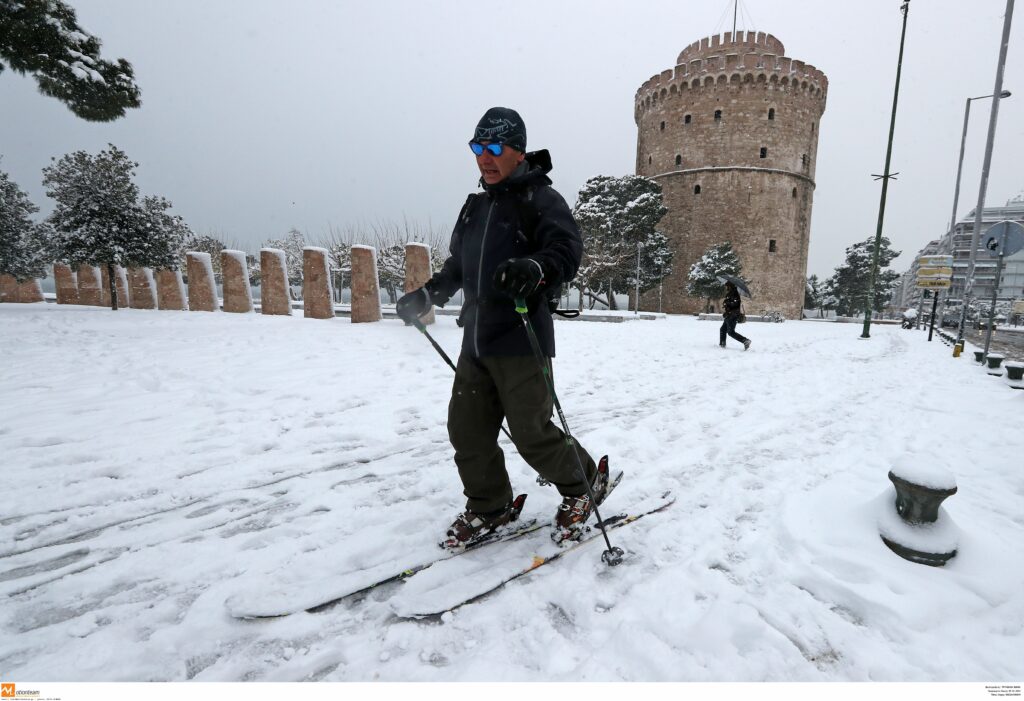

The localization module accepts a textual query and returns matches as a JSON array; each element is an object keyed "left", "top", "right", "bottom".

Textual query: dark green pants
[{"left": 449, "top": 354, "right": 597, "bottom": 514}]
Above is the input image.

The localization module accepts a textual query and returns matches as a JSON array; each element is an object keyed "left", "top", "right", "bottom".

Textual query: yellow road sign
[
  {"left": 917, "top": 267, "right": 953, "bottom": 278},
  {"left": 919, "top": 255, "right": 954, "bottom": 267}
]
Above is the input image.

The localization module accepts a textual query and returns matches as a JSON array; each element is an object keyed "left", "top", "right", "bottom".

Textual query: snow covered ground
[{"left": 1, "top": 303, "right": 1022, "bottom": 683}]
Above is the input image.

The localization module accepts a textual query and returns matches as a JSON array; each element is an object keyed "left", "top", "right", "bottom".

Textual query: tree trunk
[{"left": 107, "top": 262, "right": 119, "bottom": 311}]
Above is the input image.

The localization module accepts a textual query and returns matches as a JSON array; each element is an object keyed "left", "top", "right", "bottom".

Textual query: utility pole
[
  {"left": 862, "top": 1, "right": 910, "bottom": 339},
  {"left": 956, "top": 0, "right": 1015, "bottom": 346}
]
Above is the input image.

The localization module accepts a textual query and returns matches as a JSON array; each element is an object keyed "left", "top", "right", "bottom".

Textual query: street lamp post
[
  {"left": 861, "top": 1, "right": 911, "bottom": 339},
  {"left": 947, "top": 91, "right": 1012, "bottom": 238},
  {"left": 948, "top": 91, "right": 1011, "bottom": 331},
  {"left": 955, "top": 0, "right": 1016, "bottom": 346}
]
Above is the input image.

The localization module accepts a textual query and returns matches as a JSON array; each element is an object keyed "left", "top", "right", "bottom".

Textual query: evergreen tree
[
  {"left": 0, "top": 0, "right": 141, "bottom": 121},
  {"left": 136, "top": 195, "right": 190, "bottom": 271},
  {"left": 376, "top": 242, "right": 406, "bottom": 304},
  {"left": 827, "top": 236, "right": 901, "bottom": 316},
  {"left": 42, "top": 144, "right": 190, "bottom": 309},
  {"left": 0, "top": 168, "right": 51, "bottom": 281},
  {"left": 805, "top": 274, "right": 823, "bottom": 317},
  {"left": 573, "top": 174, "right": 669, "bottom": 309},
  {"left": 686, "top": 242, "right": 742, "bottom": 312}
]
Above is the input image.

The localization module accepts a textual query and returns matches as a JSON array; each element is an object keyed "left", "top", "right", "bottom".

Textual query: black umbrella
[{"left": 716, "top": 273, "right": 752, "bottom": 299}]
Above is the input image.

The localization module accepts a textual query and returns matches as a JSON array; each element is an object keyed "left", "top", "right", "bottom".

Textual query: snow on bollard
[
  {"left": 878, "top": 459, "right": 959, "bottom": 567},
  {"left": 259, "top": 248, "right": 292, "bottom": 316},
  {"left": 985, "top": 353, "right": 1005, "bottom": 376},
  {"left": 220, "top": 251, "right": 253, "bottom": 314},
  {"left": 1004, "top": 361, "right": 1024, "bottom": 389},
  {"left": 350, "top": 245, "right": 382, "bottom": 323},
  {"left": 76, "top": 264, "right": 102, "bottom": 306},
  {"left": 186, "top": 252, "right": 219, "bottom": 312},
  {"left": 156, "top": 269, "right": 187, "bottom": 310},
  {"left": 128, "top": 267, "right": 156, "bottom": 309},
  {"left": 53, "top": 264, "right": 79, "bottom": 305},
  {"left": 302, "top": 247, "right": 334, "bottom": 319}
]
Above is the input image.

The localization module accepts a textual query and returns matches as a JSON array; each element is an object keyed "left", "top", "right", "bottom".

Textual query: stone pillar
[
  {"left": 404, "top": 242, "right": 435, "bottom": 325},
  {"left": 302, "top": 247, "right": 334, "bottom": 319},
  {"left": 260, "top": 248, "right": 292, "bottom": 316},
  {"left": 98, "top": 265, "right": 130, "bottom": 308},
  {"left": 221, "top": 250, "right": 254, "bottom": 313},
  {"left": 76, "top": 264, "right": 102, "bottom": 306},
  {"left": 155, "top": 269, "right": 188, "bottom": 310},
  {"left": 350, "top": 245, "right": 382, "bottom": 323},
  {"left": 186, "top": 252, "right": 219, "bottom": 312},
  {"left": 0, "top": 274, "right": 44, "bottom": 303},
  {"left": 128, "top": 267, "right": 156, "bottom": 309},
  {"left": 53, "top": 264, "right": 79, "bottom": 305}
]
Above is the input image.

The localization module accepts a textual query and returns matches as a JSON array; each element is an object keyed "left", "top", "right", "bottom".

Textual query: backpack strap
[{"left": 511, "top": 186, "right": 580, "bottom": 318}]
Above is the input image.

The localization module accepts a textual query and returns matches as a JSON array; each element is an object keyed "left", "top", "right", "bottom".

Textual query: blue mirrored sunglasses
[{"left": 469, "top": 141, "right": 504, "bottom": 157}]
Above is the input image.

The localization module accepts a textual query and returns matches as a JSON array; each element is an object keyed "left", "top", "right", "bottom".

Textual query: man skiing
[{"left": 396, "top": 106, "right": 609, "bottom": 549}]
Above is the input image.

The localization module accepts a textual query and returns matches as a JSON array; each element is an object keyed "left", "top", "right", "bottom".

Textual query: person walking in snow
[
  {"left": 396, "top": 107, "right": 609, "bottom": 550},
  {"left": 720, "top": 281, "right": 752, "bottom": 350}
]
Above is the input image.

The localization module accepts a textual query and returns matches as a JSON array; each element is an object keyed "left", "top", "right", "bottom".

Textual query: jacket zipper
[{"left": 473, "top": 200, "right": 496, "bottom": 357}]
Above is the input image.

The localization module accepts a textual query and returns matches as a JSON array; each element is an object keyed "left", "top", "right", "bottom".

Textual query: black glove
[
  {"left": 396, "top": 287, "right": 431, "bottom": 323},
  {"left": 493, "top": 258, "right": 545, "bottom": 298}
]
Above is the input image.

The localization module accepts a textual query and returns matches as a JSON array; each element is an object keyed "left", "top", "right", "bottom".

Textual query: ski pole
[
  {"left": 409, "top": 317, "right": 516, "bottom": 444},
  {"left": 513, "top": 297, "right": 624, "bottom": 566}
]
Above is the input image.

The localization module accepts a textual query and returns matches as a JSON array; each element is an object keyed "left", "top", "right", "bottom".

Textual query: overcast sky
[{"left": 2, "top": 0, "right": 1022, "bottom": 278}]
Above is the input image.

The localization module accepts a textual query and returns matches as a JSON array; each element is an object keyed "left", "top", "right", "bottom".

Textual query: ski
[
  {"left": 226, "top": 494, "right": 539, "bottom": 619},
  {"left": 392, "top": 490, "right": 673, "bottom": 619}
]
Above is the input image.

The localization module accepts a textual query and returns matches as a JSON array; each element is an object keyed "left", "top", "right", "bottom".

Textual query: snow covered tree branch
[{"left": 0, "top": 0, "right": 141, "bottom": 121}]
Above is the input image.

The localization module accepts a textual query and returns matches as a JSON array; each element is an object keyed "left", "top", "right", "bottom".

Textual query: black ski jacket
[{"left": 425, "top": 149, "right": 583, "bottom": 358}]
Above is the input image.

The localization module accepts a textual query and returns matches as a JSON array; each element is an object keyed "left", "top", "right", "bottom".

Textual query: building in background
[
  {"left": 891, "top": 239, "right": 940, "bottom": 312},
  {"left": 634, "top": 31, "right": 827, "bottom": 318},
  {"left": 939, "top": 195, "right": 1024, "bottom": 307}
]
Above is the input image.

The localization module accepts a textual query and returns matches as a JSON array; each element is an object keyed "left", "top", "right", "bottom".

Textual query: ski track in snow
[{"left": 1, "top": 305, "right": 1022, "bottom": 681}]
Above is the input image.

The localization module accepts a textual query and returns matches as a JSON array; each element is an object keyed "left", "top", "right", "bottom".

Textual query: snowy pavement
[{"left": 1, "top": 303, "right": 1022, "bottom": 682}]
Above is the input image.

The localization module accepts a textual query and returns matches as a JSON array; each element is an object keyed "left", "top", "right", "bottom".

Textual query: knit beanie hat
[{"left": 473, "top": 107, "right": 527, "bottom": 152}]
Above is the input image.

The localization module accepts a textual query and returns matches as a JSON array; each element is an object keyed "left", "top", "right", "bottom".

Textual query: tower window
[
  {"left": 684, "top": 114, "right": 692, "bottom": 124},
  {"left": 648, "top": 156, "right": 652, "bottom": 165},
  {"left": 792, "top": 187, "right": 798, "bottom": 198},
  {"left": 694, "top": 184, "right": 702, "bottom": 194},
  {"left": 768, "top": 108, "right": 775, "bottom": 120},
  {"left": 660, "top": 121, "right": 665, "bottom": 131},
  {"left": 801, "top": 153, "right": 808, "bottom": 167},
  {"left": 675, "top": 154, "right": 682, "bottom": 166},
  {"left": 811, "top": 122, "right": 815, "bottom": 134},
  {"left": 714, "top": 109, "right": 722, "bottom": 121},
  {"left": 759, "top": 147, "right": 768, "bottom": 158},
  {"left": 769, "top": 239, "right": 777, "bottom": 253}
]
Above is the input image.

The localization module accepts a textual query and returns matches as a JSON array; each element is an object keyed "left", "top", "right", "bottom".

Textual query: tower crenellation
[{"left": 633, "top": 30, "right": 827, "bottom": 318}]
